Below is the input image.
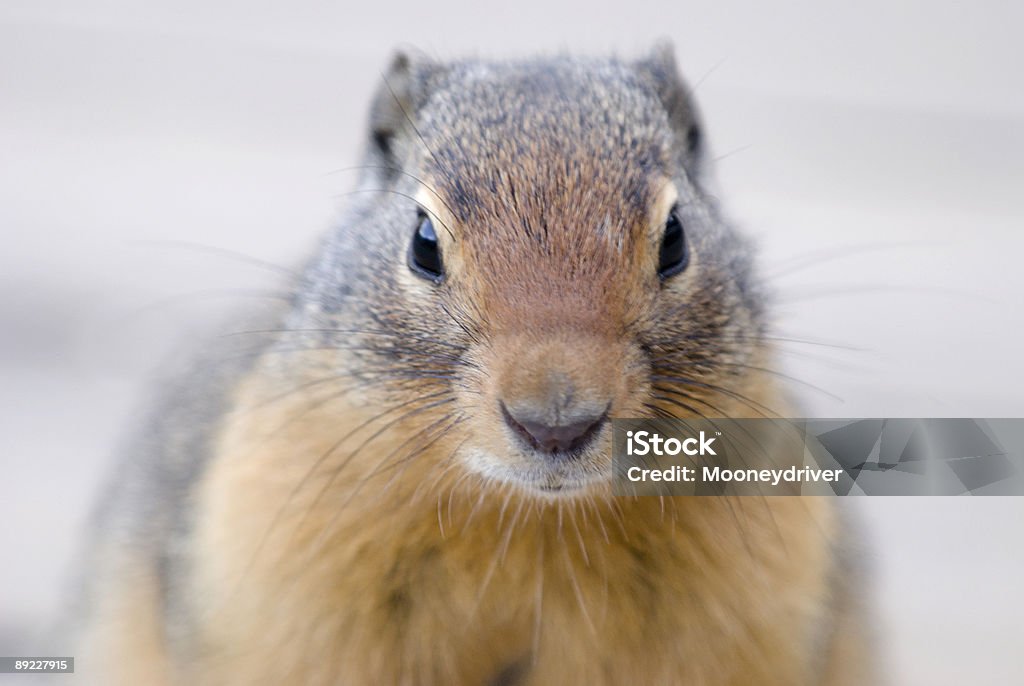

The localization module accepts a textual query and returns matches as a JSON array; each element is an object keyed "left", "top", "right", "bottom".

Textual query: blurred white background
[{"left": 1, "top": 1, "right": 1022, "bottom": 683}]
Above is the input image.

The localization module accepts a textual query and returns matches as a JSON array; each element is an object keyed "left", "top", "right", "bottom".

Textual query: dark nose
[{"left": 501, "top": 402, "right": 607, "bottom": 456}]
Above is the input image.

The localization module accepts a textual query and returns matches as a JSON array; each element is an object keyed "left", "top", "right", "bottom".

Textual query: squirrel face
[{"left": 296, "top": 46, "right": 765, "bottom": 496}]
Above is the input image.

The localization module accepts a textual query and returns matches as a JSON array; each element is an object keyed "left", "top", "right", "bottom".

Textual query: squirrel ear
[
  {"left": 367, "top": 49, "right": 444, "bottom": 175},
  {"left": 636, "top": 40, "right": 704, "bottom": 164}
]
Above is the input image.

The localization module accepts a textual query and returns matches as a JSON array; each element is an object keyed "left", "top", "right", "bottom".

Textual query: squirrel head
[{"left": 292, "top": 44, "right": 767, "bottom": 497}]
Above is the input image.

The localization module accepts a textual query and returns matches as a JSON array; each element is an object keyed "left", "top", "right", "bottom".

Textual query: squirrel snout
[
  {"left": 500, "top": 401, "right": 607, "bottom": 457},
  {"left": 490, "top": 336, "right": 620, "bottom": 458}
]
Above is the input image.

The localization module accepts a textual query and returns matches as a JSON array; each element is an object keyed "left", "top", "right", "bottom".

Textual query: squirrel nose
[{"left": 500, "top": 402, "right": 607, "bottom": 456}]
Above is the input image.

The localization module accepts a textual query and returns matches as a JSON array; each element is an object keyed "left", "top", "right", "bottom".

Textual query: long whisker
[
  {"left": 333, "top": 187, "right": 456, "bottom": 241},
  {"left": 217, "top": 390, "right": 453, "bottom": 620},
  {"left": 649, "top": 373, "right": 782, "bottom": 418},
  {"left": 765, "top": 240, "right": 934, "bottom": 279},
  {"left": 125, "top": 238, "right": 300, "bottom": 278},
  {"left": 294, "top": 396, "right": 457, "bottom": 532},
  {"left": 222, "top": 326, "right": 468, "bottom": 353},
  {"left": 324, "top": 164, "right": 461, "bottom": 228},
  {"left": 775, "top": 283, "right": 997, "bottom": 305},
  {"left": 116, "top": 288, "right": 292, "bottom": 323},
  {"left": 704, "top": 362, "right": 844, "bottom": 402},
  {"left": 680, "top": 330, "right": 866, "bottom": 352},
  {"left": 303, "top": 412, "right": 465, "bottom": 560}
]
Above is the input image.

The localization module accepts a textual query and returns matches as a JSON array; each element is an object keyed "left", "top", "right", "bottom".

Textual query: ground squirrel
[{"left": 73, "top": 44, "right": 875, "bottom": 685}]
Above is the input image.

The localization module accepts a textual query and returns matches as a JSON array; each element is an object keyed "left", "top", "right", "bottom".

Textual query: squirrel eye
[
  {"left": 408, "top": 212, "right": 444, "bottom": 281},
  {"left": 657, "top": 206, "right": 689, "bottom": 279}
]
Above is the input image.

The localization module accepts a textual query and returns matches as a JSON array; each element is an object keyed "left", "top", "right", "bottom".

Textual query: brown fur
[
  {"left": 76, "top": 46, "right": 875, "bottom": 685},
  {"left": 80, "top": 364, "right": 868, "bottom": 685}
]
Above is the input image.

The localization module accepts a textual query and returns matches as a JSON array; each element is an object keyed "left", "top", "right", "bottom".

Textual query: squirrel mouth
[
  {"left": 537, "top": 482, "right": 565, "bottom": 493},
  {"left": 511, "top": 463, "right": 611, "bottom": 497}
]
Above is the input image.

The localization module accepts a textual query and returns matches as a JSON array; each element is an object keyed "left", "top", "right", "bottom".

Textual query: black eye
[
  {"left": 408, "top": 212, "right": 444, "bottom": 281},
  {"left": 657, "top": 207, "right": 689, "bottom": 279}
]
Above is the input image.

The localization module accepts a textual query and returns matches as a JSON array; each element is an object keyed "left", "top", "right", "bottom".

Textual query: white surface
[{"left": 1, "top": 2, "right": 1022, "bottom": 683}]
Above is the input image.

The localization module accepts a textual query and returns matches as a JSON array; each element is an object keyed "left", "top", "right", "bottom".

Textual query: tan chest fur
[{"left": 175, "top": 365, "right": 841, "bottom": 686}]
